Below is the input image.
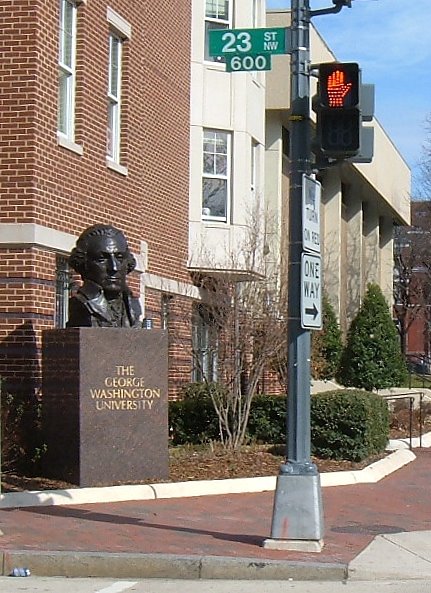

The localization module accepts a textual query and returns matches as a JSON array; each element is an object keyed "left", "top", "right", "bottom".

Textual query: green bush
[
  {"left": 169, "top": 383, "right": 222, "bottom": 445},
  {"left": 169, "top": 388, "right": 287, "bottom": 446},
  {"left": 311, "top": 389, "right": 389, "bottom": 461},
  {"left": 169, "top": 387, "right": 390, "bottom": 462},
  {"left": 311, "top": 293, "right": 343, "bottom": 380},
  {"left": 247, "top": 394, "right": 286, "bottom": 443},
  {"left": 0, "top": 378, "right": 45, "bottom": 473},
  {"left": 337, "top": 283, "right": 407, "bottom": 391}
]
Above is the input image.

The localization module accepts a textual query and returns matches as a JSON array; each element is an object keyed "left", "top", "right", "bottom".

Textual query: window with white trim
[
  {"left": 161, "top": 294, "right": 171, "bottom": 331},
  {"left": 192, "top": 304, "right": 219, "bottom": 383},
  {"left": 204, "top": 0, "right": 232, "bottom": 62},
  {"left": 202, "top": 129, "right": 231, "bottom": 222},
  {"left": 55, "top": 255, "right": 71, "bottom": 328},
  {"left": 107, "top": 32, "right": 123, "bottom": 162},
  {"left": 58, "top": 0, "right": 77, "bottom": 139}
]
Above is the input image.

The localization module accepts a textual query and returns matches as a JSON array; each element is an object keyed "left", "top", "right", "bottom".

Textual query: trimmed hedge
[
  {"left": 169, "top": 385, "right": 390, "bottom": 461},
  {"left": 169, "top": 382, "right": 221, "bottom": 445},
  {"left": 311, "top": 389, "right": 389, "bottom": 461},
  {"left": 246, "top": 394, "right": 286, "bottom": 444}
]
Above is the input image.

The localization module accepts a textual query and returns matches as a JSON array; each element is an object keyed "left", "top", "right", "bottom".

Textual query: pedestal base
[
  {"left": 42, "top": 328, "right": 169, "bottom": 487},
  {"left": 267, "top": 472, "right": 324, "bottom": 548},
  {"left": 263, "top": 538, "right": 323, "bottom": 552}
]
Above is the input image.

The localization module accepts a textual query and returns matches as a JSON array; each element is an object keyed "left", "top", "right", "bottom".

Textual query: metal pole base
[
  {"left": 263, "top": 471, "right": 324, "bottom": 552},
  {"left": 263, "top": 538, "right": 323, "bottom": 553}
]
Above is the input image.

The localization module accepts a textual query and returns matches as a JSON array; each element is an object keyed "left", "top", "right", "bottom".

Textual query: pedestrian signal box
[
  {"left": 318, "top": 62, "right": 359, "bottom": 108},
  {"left": 314, "top": 62, "right": 361, "bottom": 157}
]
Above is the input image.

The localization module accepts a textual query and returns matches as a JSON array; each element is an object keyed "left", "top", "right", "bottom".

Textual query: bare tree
[
  {"left": 188, "top": 211, "right": 288, "bottom": 450},
  {"left": 393, "top": 204, "right": 431, "bottom": 355},
  {"left": 419, "top": 113, "right": 431, "bottom": 198},
  {"left": 392, "top": 114, "right": 431, "bottom": 355}
]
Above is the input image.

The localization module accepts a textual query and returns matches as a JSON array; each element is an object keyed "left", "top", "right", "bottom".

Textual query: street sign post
[
  {"left": 209, "top": 27, "right": 291, "bottom": 58},
  {"left": 302, "top": 174, "right": 321, "bottom": 254},
  {"left": 301, "top": 253, "right": 322, "bottom": 330}
]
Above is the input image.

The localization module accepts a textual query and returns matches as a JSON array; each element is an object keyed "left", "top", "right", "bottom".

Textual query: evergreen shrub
[
  {"left": 168, "top": 382, "right": 221, "bottom": 445},
  {"left": 246, "top": 394, "right": 286, "bottom": 443},
  {"left": 311, "top": 389, "right": 389, "bottom": 461},
  {"left": 0, "top": 378, "right": 45, "bottom": 473},
  {"left": 169, "top": 387, "right": 390, "bottom": 462},
  {"left": 311, "top": 293, "right": 343, "bottom": 380},
  {"left": 337, "top": 283, "right": 407, "bottom": 391}
]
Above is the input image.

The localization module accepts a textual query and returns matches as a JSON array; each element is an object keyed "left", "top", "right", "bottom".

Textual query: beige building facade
[
  {"left": 265, "top": 10, "right": 411, "bottom": 333},
  {"left": 189, "top": 0, "right": 267, "bottom": 280}
]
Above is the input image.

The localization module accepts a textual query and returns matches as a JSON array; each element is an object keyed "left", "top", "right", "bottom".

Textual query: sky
[{"left": 266, "top": 0, "right": 431, "bottom": 195}]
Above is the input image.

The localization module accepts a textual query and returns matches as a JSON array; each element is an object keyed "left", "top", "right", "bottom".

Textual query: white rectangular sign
[
  {"left": 302, "top": 174, "right": 321, "bottom": 254},
  {"left": 301, "top": 253, "right": 322, "bottom": 330}
]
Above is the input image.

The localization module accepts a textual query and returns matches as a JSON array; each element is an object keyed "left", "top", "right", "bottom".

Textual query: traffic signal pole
[
  {"left": 264, "top": 0, "right": 355, "bottom": 552},
  {"left": 264, "top": 0, "right": 324, "bottom": 552}
]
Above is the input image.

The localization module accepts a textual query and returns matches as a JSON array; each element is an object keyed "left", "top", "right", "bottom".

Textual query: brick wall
[
  {"left": 0, "top": 0, "right": 192, "bottom": 399},
  {"left": 144, "top": 287, "right": 194, "bottom": 399}
]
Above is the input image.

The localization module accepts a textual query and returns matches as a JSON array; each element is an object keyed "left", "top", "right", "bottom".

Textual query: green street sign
[
  {"left": 209, "top": 27, "right": 290, "bottom": 58},
  {"left": 226, "top": 54, "right": 272, "bottom": 72}
]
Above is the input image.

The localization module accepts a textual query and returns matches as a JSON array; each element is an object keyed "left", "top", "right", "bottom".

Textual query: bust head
[{"left": 69, "top": 225, "right": 136, "bottom": 299}]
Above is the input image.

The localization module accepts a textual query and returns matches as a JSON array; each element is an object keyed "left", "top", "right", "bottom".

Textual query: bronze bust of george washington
[{"left": 66, "top": 224, "right": 141, "bottom": 328}]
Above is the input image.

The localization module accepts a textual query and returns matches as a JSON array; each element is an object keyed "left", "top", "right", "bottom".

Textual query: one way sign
[{"left": 301, "top": 253, "right": 322, "bottom": 330}]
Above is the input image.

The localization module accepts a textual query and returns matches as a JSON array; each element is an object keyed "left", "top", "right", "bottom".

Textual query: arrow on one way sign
[{"left": 305, "top": 303, "right": 319, "bottom": 319}]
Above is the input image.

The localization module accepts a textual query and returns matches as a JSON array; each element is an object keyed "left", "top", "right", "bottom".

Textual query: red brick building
[
  {"left": 394, "top": 201, "right": 431, "bottom": 362},
  {"left": 0, "top": 1, "right": 192, "bottom": 400}
]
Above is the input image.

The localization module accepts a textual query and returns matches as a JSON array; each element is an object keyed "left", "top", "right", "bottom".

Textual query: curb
[
  {"left": 0, "top": 448, "right": 417, "bottom": 509},
  {"left": 0, "top": 550, "right": 348, "bottom": 580},
  {"left": 0, "top": 445, "right": 423, "bottom": 582},
  {"left": 321, "top": 448, "right": 415, "bottom": 487}
]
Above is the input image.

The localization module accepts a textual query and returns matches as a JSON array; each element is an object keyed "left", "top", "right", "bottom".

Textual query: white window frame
[
  {"left": 55, "top": 255, "right": 71, "bottom": 328},
  {"left": 106, "top": 9, "right": 131, "bottom": 175},
  {"left": 58, "top": 0, "right": 77, "bottom": 141},
  {"left": 202, "top": 129, "right": 232, "bottom": 223},
  {"left": 204, "top": 0, "right": 233, "bottom": 63},
  {"left": 192, "top": 305, "right": 219, "bottom": 383},
  {"left": 107, "top": 31, "right": 123, "bottom": 164}
]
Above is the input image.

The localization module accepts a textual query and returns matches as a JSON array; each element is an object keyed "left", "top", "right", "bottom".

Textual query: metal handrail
[
  {"left": 382, "top": 391, "right": 424, "bottom": 449},
  {"left": 406, "top": 354, "right": 431, "bottom": 389}
]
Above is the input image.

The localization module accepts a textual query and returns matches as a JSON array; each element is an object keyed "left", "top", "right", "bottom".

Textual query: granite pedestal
[{"left": 42, "top": 328, "right": 168, "bottom": 487}]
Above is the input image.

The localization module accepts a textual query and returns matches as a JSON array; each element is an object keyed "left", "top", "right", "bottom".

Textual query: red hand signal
[{"left": 326, "top": 69, "right": 352, "bottom": 107}]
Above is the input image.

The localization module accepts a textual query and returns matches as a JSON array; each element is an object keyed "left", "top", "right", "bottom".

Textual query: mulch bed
[
  {"left": 1, "top": 408, "right": 427, "bottom": 493},
  {"left": 0, "top": 444, "right": 389, "bottom": 493}
]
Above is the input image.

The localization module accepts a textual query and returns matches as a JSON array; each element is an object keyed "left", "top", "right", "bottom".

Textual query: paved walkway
[{"left": 1, "top": 448, "right": 431, "bottom": 579}]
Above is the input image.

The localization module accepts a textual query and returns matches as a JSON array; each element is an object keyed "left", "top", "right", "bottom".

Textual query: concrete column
[
  {"left": 379, "top": 216, "right": 394, "bottom": 307},
  {"left": 264, "top": 113, "right": 284, "bottom": 279},
  {"left": 362, "top": 201, "right": 380, "bottom": 292},
  {"left": 344, "top": 188, "right": 363, "bottom": 329},
  {"left": 321, "top": 168, "right": 342, "bottom": 320}
]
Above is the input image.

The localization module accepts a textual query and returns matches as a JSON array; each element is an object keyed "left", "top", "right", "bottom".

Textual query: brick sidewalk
[{"left": 1, "top": 450, "right": 430, "bottom": 566}]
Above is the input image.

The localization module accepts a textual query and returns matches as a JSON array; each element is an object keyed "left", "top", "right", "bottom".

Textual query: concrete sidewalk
[{"left": 1, "top": 445, "right": 431, "bottom": 581}]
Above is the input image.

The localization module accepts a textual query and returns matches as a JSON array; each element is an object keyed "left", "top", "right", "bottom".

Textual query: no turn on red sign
[{"left": 302, "top": 174, "right": 321, "bottom": 255}]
